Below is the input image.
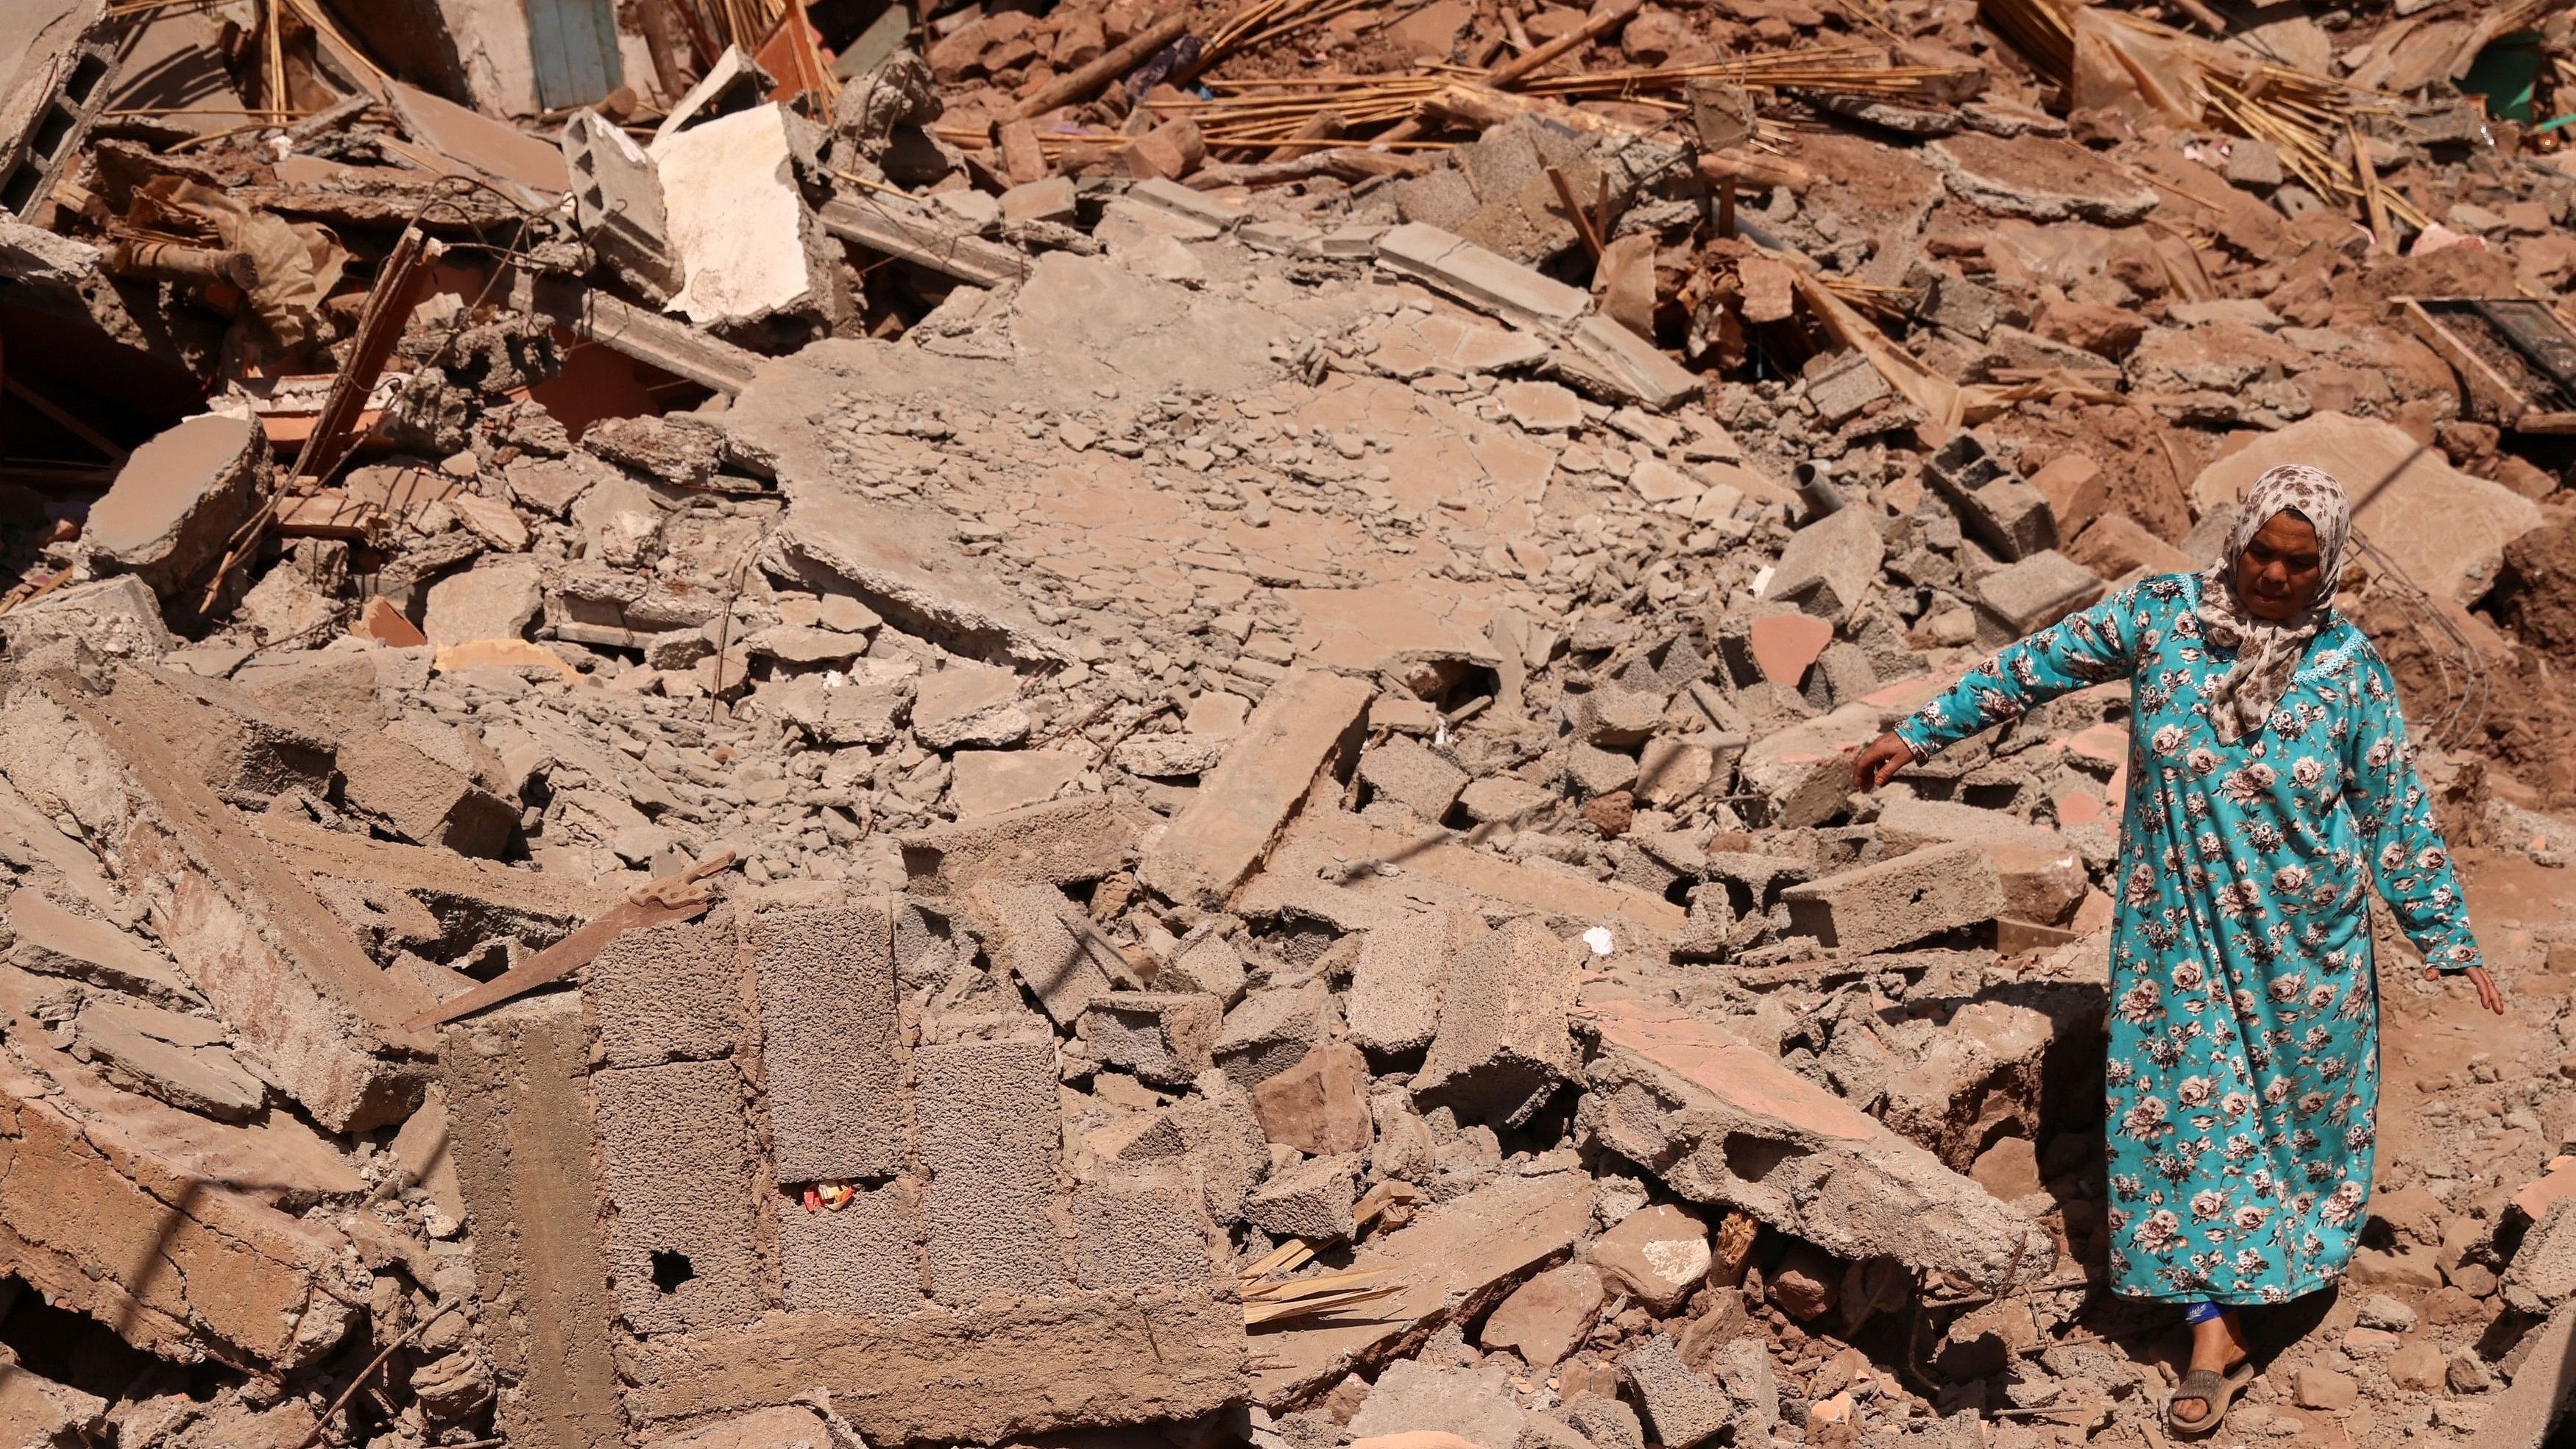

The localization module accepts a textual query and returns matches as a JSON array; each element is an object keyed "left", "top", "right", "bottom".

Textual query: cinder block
[
  {"left": 751, "top": 902, "right": 907, "bottom": 1182},
  {"left": 914, "top": 1038, "right": 1069, "bottom": 1305},
  {"left": 592, "top": 1058, "right": 768, "bottom": 1334},
  {"left": 1925, "top": 431, "right": 2058, "bottom": 561},
  {"left": 1212, "top": 977, "right": 1333, "bottom": 1088},
  {"left": 1244, "top": 1152, "right": 1362, "bottom": 1242},
  {"left": 1972, "top": 549, "right": 2105, "bottom": 648},
  {"left": 778, "top": 1177, "right": 927, "bottom": 1314},
  {"left": 1780, "top": 841, "right": 2004, "bottom": 954},
  {"left": 1412, "top": 918, "right": 1581, "bottom": 1127},
  {"left": 1071, "top": 1164, "right": 1213, "bottom": 1291},
  {"left": 899, "top": 794, "right": 1140, "bottom": 898},
  {"left": 584, "top": 906, "right": 743, "bottom": 1067},
  {"left": 972, "top": 882, "right": 1118, "bottom": 1027},
  {"left": 1621, "top": 1334, "right": 1733, "bottom": 1448},
  {"left": 1345, "top": 908, "right": 1457, "bottom": 1055},
  {"left": 1078, "top": 991, "right": 1220, "bottom": 1088}
]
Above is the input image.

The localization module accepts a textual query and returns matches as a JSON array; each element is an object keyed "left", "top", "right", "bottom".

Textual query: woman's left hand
[{"left": 2427, "top": 965, "right": 2506, "bottom": 1015}]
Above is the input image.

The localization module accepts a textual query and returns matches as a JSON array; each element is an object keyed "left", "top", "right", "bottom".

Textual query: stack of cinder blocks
[{"left": 442, "top": 893, "right": 1242, "bottom": 1449}]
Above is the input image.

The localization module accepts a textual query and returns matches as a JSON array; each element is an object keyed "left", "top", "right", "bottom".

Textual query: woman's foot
[{"left": 2170, "top": 1308, "right": 2251, "bottom": 1425}]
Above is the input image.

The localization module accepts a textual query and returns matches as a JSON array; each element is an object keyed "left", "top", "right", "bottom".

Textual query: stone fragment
[
  {"left": 1214, "top": 977, "right": 1333, "bottom": 1088},
  {"left": 1458, "top": 776, "right": 1549, "bottom": 825},
  {"left": 1480, "top": 1259, "right": 1605, "bottom": 1368},
  {"left": 914, "top": 661, "right": 1030, "bottom": 749},
  {"left": 1158, "top": 929, "right": 1247, "bottom": 1005},
  {"left": 1414, "top": 917, "right": 1579, "bottom": 1126},
  {"left": 1114, "top": 733, "right": 1229, "bottom": 777},
  {"left": 2067, "top": 511, "right": 2194, "bottom": 580},
  {"left": 1587, "top": 1203, "right": 1710, "bottom": 1314},
  {"left": 974, "top": 882, "right": 1119, "bottom": 1028},
  {"left": 949, "top": 748, "right": 1083, "bottom": 816},
  {"left": 1925, "top": 132, "right": 2159, "bottom": 222},
  {"left": 73, "top": 999, "right": 266, "bottom": 1121},
  {"left": 1578, "top": 996, "right": 2052, "bottom": 1287},
  {"left": 1764, "top": 505, "right": 1883, "bottom": 617},
  {"left": 1252, "top": 1041, "right": 1373, "bottom": 1154},
  {"left": 0, "top": 575, "right": 172, "bottom": 662},
  {"left": 1576, "top": 686, "right": 1663, "bottom": 747},
  {"left": 1345, "top": 1358, "right": 1530, "bottom": 1449},
  {"left": 1782, "top": 842, "right": 2005, "bottom": 953},
  {"left": 6, "top": 890, "right": 196, "bottom": 1002},
  {"left": 1139, "top": 669, "right": 1375, "bottom": 909},
  {"left": 2293, "top": 1367, "right": 2356, "bottom": 1411},
  {"left": 1375, "top": 223, "right": 1590, "bottom": 330},
  {"left": 1924, "top": 431, "right": 2057, "bottom": 562}
]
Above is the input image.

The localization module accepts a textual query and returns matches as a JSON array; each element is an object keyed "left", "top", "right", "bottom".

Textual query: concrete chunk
[
  {"left": 1250, "top": 1041, "right": 1373, "bottom": 1154},
  {"left": 1359, "top": 734, "right": 1469, "bottom": 821},
  {"left": 1071, "top": 1163, "right": 1214, "bottom": 1291},
  {"left": 975, "top": 882, "right": 1119, "bottom": 1028},
  {"left": 1139, "top": 668, "right": 1375, "bottom": 909},
  {"left": 109, "top": 667, "right": 335, "bottom": 809},
  {"left": 1244, "top": 1150, "right": 1361, "bottom": 1242},
  {"left": 0, "top": 575, "right": 173, "bottom": 662},
  {"left": 1479, "top": 1259, "right": 1605, "bottom": 1369},
  {"left": 6, "top": 891, "right": 195, "bottom": 1003},
  {"left": 1213, "top": 977, "right": 1333, "bottom": 1088},
  {"left": 751, "top": 902, "right": 907, "bottom": 1182},
  {"left": 1586, "top": 1202, "right": 1710, "bottom": 1314},
  {"left": 1577, "top": 995, "right": 2052, "bottom": 1288},
  {"left": 1250, "top": 1169, "right": 1593, "bottom": 1405},
  {"left": 1415, "top": 917, "right": 1581, "bottom": 1126},
  {"left": 564, "top": 107, "right": 680, "bottom": 298},
  {"left": 1781, "top": 841, "right": 2004, "bottom": 954},
  {"left": 1764, "top": 504, "right": 1883, "bottom": 618},
  {"left": 73, "top": 999, "right": 266, "bottom": 1121},
  {"left": 651, "top": 103, "right": 848, "bottom": 330},
  {"left": 1925, "top": 431, "right": 2057, "bottom": 561},
  {"left": 1621, "top": 1335, "right": 1733, "bottom": 1448},
  {"left": 85, "top": 414, "right": 269, "bottom": 600}
]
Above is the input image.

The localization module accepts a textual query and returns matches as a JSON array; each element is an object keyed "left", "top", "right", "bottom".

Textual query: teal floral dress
[{"left": 1894, "top": 572, "right": 2484, "bottom": 1303}]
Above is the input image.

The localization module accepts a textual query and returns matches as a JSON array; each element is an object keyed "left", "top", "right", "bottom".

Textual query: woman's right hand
[{"left": 1851, "top": 731, "right": 1914, "bottom": 791}]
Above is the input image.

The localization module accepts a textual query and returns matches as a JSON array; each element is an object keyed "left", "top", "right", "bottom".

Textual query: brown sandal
[{"left": 2166, "top": 1362, "right": 2255, "bottom": 1437}]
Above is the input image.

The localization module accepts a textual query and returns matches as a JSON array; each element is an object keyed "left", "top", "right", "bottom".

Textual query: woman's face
[{"left": 2234, "top": 509, "right": 2323, "bottom": 622}]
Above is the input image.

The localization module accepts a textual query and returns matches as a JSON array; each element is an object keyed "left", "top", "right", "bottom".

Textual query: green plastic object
[{"left": 2463, "top": 31, "right": 2544, "bottom": 124}]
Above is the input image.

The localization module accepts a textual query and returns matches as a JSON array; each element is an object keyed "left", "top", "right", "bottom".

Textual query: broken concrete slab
[
  {"left": 7, "top": 890, "right": 196, "bottom": 1002},
  {"left": 974, "top": 881, "right": 1120, "bottom": 1028},
  {"left": 2193, "top": 410, "right": 2542, "bottom": 605},
  {"left": 83, "top": 412, "right": 268, "bottom": 600},
  {"left": 72, "top": 998, "right": 266, "bottom": 1121},
  {"left": 109, "top": 665, "right": 335, "bottom": 809},
  {"left": 1359, "top": 734, "right": 1469, "bottom": 821},
  {"left": 1577, "top": 993, "right": 2052, "bottom": 1289},
  {"left": 1079, "top": 991, "right": 1221, "bottom": 1088},
  {"left": 422, "top": 553, "right": 543, "bottom": 647},
  {"left": 1375, "top": 222, "right": 1590, "bottom": 331},
  {"left": 0, "top": 673, "right": 437, "bottom": 1131},
  {"left": 0, "top": 574, "right": 174, "bottom": 662},
  {"left": 1345, "top": 1358, "right": 1533, "bottom": 1448},
  {"left": 1781, "top": 841, "right": 2004, "bottom": 954},
  {"left": 1586, "top": 1202, "right": 1710, "bottom": 1314},
  {"left": 1237, "top": 807, "right": 1684, "bottom": 942},
  {"left": 1479, "top": 1259, "right": 1605, "bottom": 1369},
  {"left": 1245, "top": 1149, "right": 1361, "bottom": 1241},
  {"left": 899, "top": 793, "right": 1141, "bottom": 898},
  {"left": 1926, "top": 132, "right": 2158, "bottom": 224},
  {"left": 1972, "top": 549, "right": 2105, "bottom": 648},
  {"left": 1138, "top": 668, "right": 1375, "bottom": 910},
  {"left": 564, "top": 107, "right": 681, "bottom": 300},
  {"left": 1251, "top": 1168, "right": 1593, "bottom": 1406}
]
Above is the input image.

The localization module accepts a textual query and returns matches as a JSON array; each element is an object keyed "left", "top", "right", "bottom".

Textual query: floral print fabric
[{"left": 1895, "top": 572, "right": 2483, "bottom": 1304}]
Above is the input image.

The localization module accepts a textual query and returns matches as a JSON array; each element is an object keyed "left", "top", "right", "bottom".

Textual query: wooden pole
[
  {"left": 1374, "top": 0, "right": 1641, "bottom": 146},
  {"left": 1011, "top": 10, "right": 1191, "bottom": 118}
]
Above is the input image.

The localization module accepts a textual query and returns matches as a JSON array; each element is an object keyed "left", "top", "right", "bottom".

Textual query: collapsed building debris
[{"left": 10, "top": 0, "right": 2576, "bottom": 1445}]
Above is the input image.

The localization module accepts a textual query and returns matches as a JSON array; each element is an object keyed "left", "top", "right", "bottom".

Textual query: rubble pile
[{"left": 12, "top": 0, "right": 2576, "bottom": 1447}]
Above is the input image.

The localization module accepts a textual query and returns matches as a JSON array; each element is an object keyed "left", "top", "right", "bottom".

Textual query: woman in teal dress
[{"left": 1850, "top": 464, "right": 2504, "bottom": 1436}]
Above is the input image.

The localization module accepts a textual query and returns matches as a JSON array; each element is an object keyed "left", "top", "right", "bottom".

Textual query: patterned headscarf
[{"left": 2193, "top": 463, "right": 2352, "bottom": 745}]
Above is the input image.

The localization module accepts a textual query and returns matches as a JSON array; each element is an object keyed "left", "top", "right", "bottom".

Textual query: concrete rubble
[{"left": 7, "top": 0, "right": 2576, "bottom": 1447}]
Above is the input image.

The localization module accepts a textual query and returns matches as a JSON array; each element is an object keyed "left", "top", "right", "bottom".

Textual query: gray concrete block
[
  {"left": 1243, "top": 1151, "right": 1361, "bottom": 1242},
  {"left": 1413, "top": 918, "right": 1580, "bottom": 1127},
  {"left": 1358, "top": 734, "right": 1469, "bottom": 821},
  {"left": 751, "top": 901, "right": 907, "bottom": 1183},
  {"left": 592, "top": 1058, "right": 768, "bottom": 1334},
  {"left": 972, "top": 882, "right": 1118, "bottom": 1028},
  {"left": 1781, "top": 841, "right": 2004, "bottom": 954},
  {"left": 1071, "top": 1163, "right": 1212, "bottom": 1291},
  {"left": 1213, "top": 977, "right": 1333, "bottom": 1088},
  {"left": 1765, "top": 505, "right": 1883, "bottom": 618},
  {"left": 914, "top": 1037, "right": 1068, "bottom": 1305},
  {"left": 1972, "top": 548, "right": 2105, "bottom": 647},
  {"left": 777, "top": 1177, "right": 926, "bottom": 1314},
  {"left": 899, "top": 794, "right": 1140, "bottom": 898},
  {"left": 584, "top": 906, "right": 743, "bottom": 1068},
  {"left": 1078, "top": 991, "right": 1220, "bottom": 1088},
  {"left": 1620, "top": 1335, "right": 1733, "bottom": 1448},
  {"left": 1345, "top": 908, "right": 1457, "bottom": 1056},
  {"left": 1926, "top": 431, "right": 2057, "bottom": 562}
]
